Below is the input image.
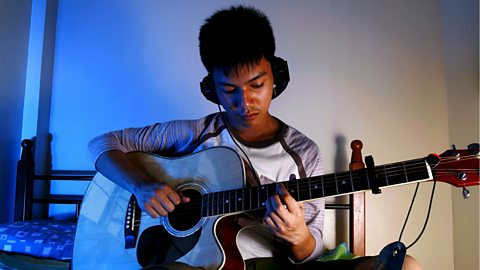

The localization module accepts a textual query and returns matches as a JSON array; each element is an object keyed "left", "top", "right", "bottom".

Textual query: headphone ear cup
[
  {"left": 200, "top": 74, "right": 220, "bottom": 104},
  {"left": 271, "top": 56, "right": 290, "bottom": 99}
]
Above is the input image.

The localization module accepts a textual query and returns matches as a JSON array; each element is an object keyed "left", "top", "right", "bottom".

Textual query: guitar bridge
[{"left": 124, "top": 195, "right": 141, "bottom": 249}]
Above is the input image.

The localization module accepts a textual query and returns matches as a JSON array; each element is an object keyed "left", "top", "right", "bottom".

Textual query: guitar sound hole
[
  {"left": 168, "top": 188, "right": 202, "bottom": 231},
  {"left": 137, "top": 225, "right": 201, "bottom": 267}
]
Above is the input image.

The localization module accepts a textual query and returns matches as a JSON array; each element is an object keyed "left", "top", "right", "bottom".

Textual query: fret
[
  {"left": 383, "top": 165, "right": 390, "bottom": 186},
  {"left": 352, "top": 169, "right": 369, "bottom": 192},
  {"left": 200, "top": 157, "right": 430, "bottom": 217},
  {"left": 334, "top": 174, "right": 339, "bottom": 194},
  {"left": 229, "top": 190, "right": 235, "bottom": 213},
  {"left": 208, "top": 192, "right": 214, "bottom": 216},
  {"left": 309, "top": 176, "right": 324, "bottom": 199},
  {"left": 295, "top": 179, "right": 300, "bottom": 201},
  {"left": 236, "top": 188, "right": 244, "bottom": 212},
  {"left": 214, "top": 192, "right": 219, "bottom": 215},
  {"left": 267, "top": 183, "right": 276, "bottom": 206},
  {"left": 259, "top": 185, "right": 267, "bottom": 209},
  {"left": 349, "top": 171, "right": 355, "bottom": 192},
  {"left": 298, "top": 179, "right": 311, "bottom": 201},
  {"left": 402, "top": 161, "right": 409, "bottom": 182},
  {"left": 220, "top": 191, "right": 225, "bottom": 214},
  {"left": 404, "top": 158, "right": 430, "bottom": 183},
  {"left": 217, "top": 192, "right": 222, "bottom": 215},
  {"left": 321, "top": 175, "right": 325, "bottom": 197},
  {"left": 244, "top": 187, "right": 251, "bottom": 211},
  {"left": 222, "top": 190, "right": 230, "bottom": 214},
  {"left": 201, "top": 193, "right": 208, "bottom": 217},
  {"left": 323, "top": 174, "right": 338, "bottom": 197},
  {"left": 217, "top": 192, "right": 221, "bottom": 215},
  {"left": 286, "top": 181, "right": 299, "bottom": 201},
  {"left": 308, "top": 177, "right": 313, "bottom": 199},
  {"left": 336, "top": 172, "right": 354, "bottom": 195},
  {"left": 250, "top": 186, "right": 259, "bottom": 210},
  {"left": 380, "top": 163, "right": 406, "bottom": 186}
]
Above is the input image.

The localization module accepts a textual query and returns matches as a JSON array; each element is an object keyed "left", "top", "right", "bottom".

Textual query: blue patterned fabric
[{"left": 0, "top": 220, "right": 75, "bottom": 260}]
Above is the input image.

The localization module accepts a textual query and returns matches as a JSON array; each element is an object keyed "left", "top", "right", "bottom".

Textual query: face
[{"left": 212, "top": 57, "right": 275, "bottom": 135}]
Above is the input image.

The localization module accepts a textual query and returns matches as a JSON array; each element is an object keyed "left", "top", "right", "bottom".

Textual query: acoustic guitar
[{"left": 73, "top": 145, "right": 479, "bottom": 269}]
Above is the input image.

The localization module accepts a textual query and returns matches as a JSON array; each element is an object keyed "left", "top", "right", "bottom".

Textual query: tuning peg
[
  {"left": 451, "top": 145, "right": 460, "bottom": 159},
  {"left": 468, "top": 143, "right": 479, "bottom": 155},
  {"left": 457, "top": 172, "right": 467, "bottom": 181},
  {"left": 462, "top": 187, "right": 471, "bottom": 199}
]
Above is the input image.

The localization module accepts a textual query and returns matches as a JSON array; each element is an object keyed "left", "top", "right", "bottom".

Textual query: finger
[
  {"left": 264, "top": 213, "right": 283, "bottom": 232},
  {"left": 154, "top": 191, "right": 176, "bottom": 213},
  {"left": 143, "top": 204, "right": 158, "bottom": 218},
  {"left": 180, "top": 192, "right": 190, "bottom": 203},
  {"left": 265, "top": 200, "right": 287, "bottom": 229},
  {"left": 277, "top": 183, "right": 300, "bottom": 212},
  {"left": 145, "top": 201, "right": 167, "bottom": 217},
  {"left": 166, "top": 190, "right": 182, "bottom": 205}
]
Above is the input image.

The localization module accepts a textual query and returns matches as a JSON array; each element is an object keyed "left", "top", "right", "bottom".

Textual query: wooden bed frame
[{"left": 13, "top": 138, "right": 366, "bottom": 257}]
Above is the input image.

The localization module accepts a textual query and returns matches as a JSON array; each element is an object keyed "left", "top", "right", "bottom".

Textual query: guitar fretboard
[{"left": 200, "top": 157, "right": 431, "bottom": 217}]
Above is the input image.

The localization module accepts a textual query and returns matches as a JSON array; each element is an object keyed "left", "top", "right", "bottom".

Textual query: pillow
[{"left": 0, "top": 220, "right": 76, "bottom": 260}]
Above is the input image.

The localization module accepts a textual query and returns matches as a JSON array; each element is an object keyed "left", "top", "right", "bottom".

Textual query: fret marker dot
[{"left": 225, "top": 200, "right": 229, "bottom": 203}]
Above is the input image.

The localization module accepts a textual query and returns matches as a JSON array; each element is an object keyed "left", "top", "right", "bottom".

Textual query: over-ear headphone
[{"left": 200, "top": 56, "right": 290, "bottom": 104}]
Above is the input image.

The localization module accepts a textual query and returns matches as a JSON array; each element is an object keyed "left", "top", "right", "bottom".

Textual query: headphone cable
[
  {"left": 217, "top": 105, "right": 261, "bottom": 185},
  {"left": 398, "top": 177, "right": 437, "bottom": 250}
]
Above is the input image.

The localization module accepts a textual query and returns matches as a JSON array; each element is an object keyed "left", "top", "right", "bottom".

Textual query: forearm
[
  {"left": 289, "top": 232, "right": 316, "bottom": 262},
  {"left": 95, "top": 150, "right": 150, "bottom": 194}
]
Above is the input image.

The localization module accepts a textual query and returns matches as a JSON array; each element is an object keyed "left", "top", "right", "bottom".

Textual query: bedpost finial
[
  {"left": 351, "top": 139, "right": 363, "bottom": 151},
  {"left": 350, "top": 139, "right": 364, "bottom": 171},
  {"left": 21, "top": 139, "right": 34, "bottom": 149}
]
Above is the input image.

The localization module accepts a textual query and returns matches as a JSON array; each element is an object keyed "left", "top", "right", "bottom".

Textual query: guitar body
[{"left": 73, "top": 147, "right": 246, "bottom": 270}]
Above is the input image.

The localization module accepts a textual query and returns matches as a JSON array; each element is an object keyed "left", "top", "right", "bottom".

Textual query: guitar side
[{"left": 73, "top": 147, "right": 246, "bottom": 270}]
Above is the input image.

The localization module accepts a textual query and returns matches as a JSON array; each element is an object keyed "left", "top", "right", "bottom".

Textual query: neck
[{"left": 226, "top": 114, "right": 280, "bottom": 143}]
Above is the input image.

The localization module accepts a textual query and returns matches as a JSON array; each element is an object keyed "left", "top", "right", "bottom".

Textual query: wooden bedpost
[
  {"left": 349, "top": 139, "right": 366, "bottom": 256},
  {"left": 14, "top": 139, "right": 35, "bottom": 221}
]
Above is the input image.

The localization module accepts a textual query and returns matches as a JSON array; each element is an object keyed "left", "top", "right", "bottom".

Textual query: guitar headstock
[{"left": 430, "top": 144, "right": 479, "bottom": 188}]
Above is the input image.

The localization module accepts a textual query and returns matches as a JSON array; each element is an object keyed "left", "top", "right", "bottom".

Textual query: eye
[
  {"left": 250, "top": 82, "right": 265, "bottom": 89},
  {"left": 222, "top": 86, "right": 237, "bottom": 93}
]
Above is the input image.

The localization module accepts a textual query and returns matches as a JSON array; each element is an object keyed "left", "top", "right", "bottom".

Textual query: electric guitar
[{"left": 73, "top": 145, "right": 479, "bottom": 270}]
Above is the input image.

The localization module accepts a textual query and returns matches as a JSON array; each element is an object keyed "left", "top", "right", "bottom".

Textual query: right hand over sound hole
[{"left": 134, "top": 182, "right": 190, "bottom": 218}]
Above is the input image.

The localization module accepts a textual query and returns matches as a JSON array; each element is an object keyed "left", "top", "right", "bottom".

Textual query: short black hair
[{"left": 199, "top": 5, "right": 276, "bottom": 75}]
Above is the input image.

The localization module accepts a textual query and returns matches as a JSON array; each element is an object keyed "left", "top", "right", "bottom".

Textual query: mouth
[{"left": 241, "top": 112, "right": 258, "bottom": 121}]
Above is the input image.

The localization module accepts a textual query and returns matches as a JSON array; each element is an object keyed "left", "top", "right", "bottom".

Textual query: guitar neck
[{"left": 201, "top": 157, "right": 432, "bottom": 217}]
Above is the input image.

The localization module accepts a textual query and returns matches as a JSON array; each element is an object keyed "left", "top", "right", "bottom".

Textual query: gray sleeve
[
  {"left": 281, "top": 126, "right": 326, "bottom": 263},
  {"left": 87, "top": 119, "right": 204, "bottom": 164},
  {"left": 295, "top": 155, "right": 325, "bottom": 263}
]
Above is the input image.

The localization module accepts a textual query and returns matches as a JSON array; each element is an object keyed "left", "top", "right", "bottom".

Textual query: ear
[
  {"left": 271, "top": 56, "right": 290, "bottom": 99},
  {"left": 200, "top": 74, "right": 220, "bottom": 104}
]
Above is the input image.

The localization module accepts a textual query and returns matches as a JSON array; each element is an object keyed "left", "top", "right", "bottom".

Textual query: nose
[{"left": 237, "top": 87, "right": 252, "bottom": 110}]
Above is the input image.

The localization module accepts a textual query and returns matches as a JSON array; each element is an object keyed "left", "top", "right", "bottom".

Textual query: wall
[
  {"left": 441, "top": 0, "right": 479, "bottom": 269},
  {"left": 0, "top": 0, "right": 31, "bottom": 223},
  {"left": 6, "top": 0, "right": 477, "bottom": 269}
]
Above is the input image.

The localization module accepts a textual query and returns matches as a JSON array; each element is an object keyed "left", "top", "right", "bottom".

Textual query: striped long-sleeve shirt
[{"left": 88, "top": 112, "right": 325, "bottom": 263}]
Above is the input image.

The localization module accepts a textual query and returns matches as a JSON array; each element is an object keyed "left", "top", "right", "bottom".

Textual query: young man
[{"left": 89, "top": 5, "right": 422, "bottom": 270}]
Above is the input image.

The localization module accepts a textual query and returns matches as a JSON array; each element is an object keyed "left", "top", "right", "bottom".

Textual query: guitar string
[
  {"left": 148, "top": 161, "right": 476, "bottom": 217},
  {"left": 142, "top": 167, "right": 440, "bottom": 218},
  {"left": 130, "top": 170, "right": 478, "bottom": 224},
  {"left": 130, "top": 157, "right": 478, "bottom": 220}
]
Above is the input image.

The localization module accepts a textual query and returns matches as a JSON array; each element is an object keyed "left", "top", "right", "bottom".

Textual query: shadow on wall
[{"left": 333, "top": 134, "right": 350, "bottom": 246}]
